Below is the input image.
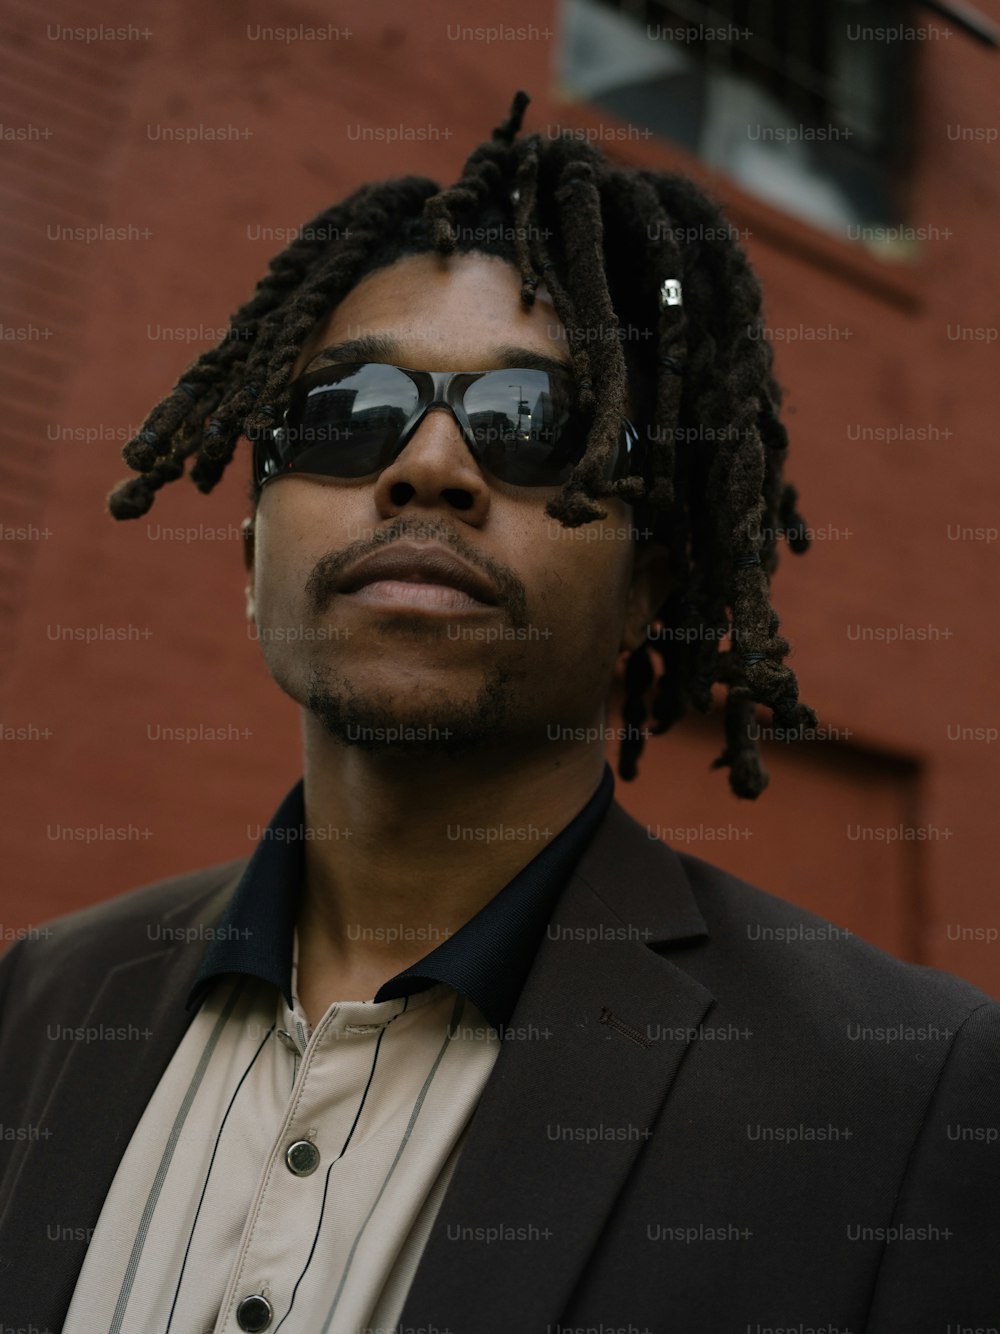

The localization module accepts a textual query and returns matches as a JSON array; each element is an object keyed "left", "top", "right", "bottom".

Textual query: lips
[{"left": 334, "top": 543, "right": 501, "bottom": 607}]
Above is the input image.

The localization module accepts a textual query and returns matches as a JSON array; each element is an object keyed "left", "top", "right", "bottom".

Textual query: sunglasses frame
[{"left": 252, "top": 361, "right": 646, "bottom": 490}]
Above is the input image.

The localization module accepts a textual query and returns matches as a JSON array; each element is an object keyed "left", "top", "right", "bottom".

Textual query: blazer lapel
[
  {"left": 397, "top": 799, "right": 715, "bottom": 1334},
  {"left": 0, "top": 870, "right": 242, "bottom": 1330}
]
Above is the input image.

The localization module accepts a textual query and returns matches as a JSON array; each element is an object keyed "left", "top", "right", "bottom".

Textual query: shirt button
[
  {"left": 236, "top": 1293, "right": 273, "bottom": 1331},
  {"left": 285, "top": 1139, "right": 320, "bottom": 1176}
]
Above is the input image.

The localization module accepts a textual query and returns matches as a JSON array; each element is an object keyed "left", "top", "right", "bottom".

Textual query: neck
[{"left": 295, "top": 723, "right": 607, "bottom": 990}]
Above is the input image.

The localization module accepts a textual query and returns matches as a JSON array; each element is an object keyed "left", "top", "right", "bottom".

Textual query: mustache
[{"left": 304, "top": 517, "right": 529, "bottom": 626}]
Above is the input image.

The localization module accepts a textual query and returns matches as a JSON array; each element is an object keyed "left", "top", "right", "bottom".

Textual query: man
[{"left": 1, "top": 91, "right": 998, "bottom": 1332}]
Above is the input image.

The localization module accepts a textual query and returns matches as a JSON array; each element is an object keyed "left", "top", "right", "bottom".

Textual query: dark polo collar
[{"left": 186, "top": 762, "right": 616, "bottom": 1036}]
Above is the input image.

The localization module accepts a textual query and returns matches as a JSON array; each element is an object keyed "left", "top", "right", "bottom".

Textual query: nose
[{"left": 371, "top": 404, "right": 492, "bottom": 523}]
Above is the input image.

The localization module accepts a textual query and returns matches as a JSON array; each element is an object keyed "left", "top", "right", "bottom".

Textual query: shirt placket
[{"left": 213, "top": 995, "right": 382, "bottom": 1334}]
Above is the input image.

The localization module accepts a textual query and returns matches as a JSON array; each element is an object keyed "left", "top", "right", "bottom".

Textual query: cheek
[
  {"left": 250, "top": 548, "right": 329, "bottom": 659},
  {"left": 252, "top": 532, "right": 298, "bottom": 617},
  {"left": 251, "top": 489, "right": 332, "bottom": 615},
  {"left": 532, "top": 538, "right": 633, "bottom": 654}
]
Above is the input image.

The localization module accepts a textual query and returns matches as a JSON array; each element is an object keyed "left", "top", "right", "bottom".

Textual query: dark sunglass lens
[
  {"left": 282, "top": 364, "right": 419, "bottom": 478},
  {"left": 463, "top": 370, "right": 585, "bottom": 485}
]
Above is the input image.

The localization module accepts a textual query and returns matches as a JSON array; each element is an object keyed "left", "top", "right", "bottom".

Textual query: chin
[{"left": 303, "top": 662, "right": 519, "bottom": 758}]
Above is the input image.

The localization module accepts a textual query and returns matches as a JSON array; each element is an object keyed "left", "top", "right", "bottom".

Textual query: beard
[{"left": 304, "top": 659, "right": 519, "bottom": 758}]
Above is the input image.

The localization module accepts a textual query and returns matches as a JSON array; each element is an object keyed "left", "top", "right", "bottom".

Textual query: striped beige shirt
[{"left": 62, "top": 927, "right": 501, "bottom": 1334}]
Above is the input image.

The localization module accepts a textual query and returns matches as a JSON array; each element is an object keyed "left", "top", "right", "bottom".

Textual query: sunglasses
[{"left": 252, "top": 361, "right": 645, "bottom": 490}]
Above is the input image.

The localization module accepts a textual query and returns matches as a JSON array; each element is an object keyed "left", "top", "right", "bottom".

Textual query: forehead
[{"left": 293, "top": 251, "right": 568, "bottom": 378}]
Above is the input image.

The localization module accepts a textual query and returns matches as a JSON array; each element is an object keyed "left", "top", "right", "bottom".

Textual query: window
[{"left": 558, "top": 0, "right": 916, "bottom": 240}]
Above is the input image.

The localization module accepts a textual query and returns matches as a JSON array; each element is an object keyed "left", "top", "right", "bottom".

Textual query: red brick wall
[{"left": 2, "top": 0, "right": 998, "bottom": 993}]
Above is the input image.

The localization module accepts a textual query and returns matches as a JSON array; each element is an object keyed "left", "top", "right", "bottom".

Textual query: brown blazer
[{"left": 2, "top": 796, "right": 999, "bottom": 1332}]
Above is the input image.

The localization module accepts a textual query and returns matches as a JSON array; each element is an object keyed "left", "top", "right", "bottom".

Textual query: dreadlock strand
[
  {"left": 553, "top": 163, "right": 625, "bottom": 495},
  {"left": 526, "top": 176, "right": 607, "bottom": 527},
  {"left": 619, "top": 173, "right": 691, "bottom": 508},
  {"left": 513, "top": 138, "right": 543, "bottom": 306},
  {"left": 189, "top": 429, "right": 240, "bottom": 494},
  {"left": 423, "top": 128, "right": 514, "bottom": 255},
  {"left": 618, "top": 638, "right": 656, "bottom": 781},
  {"left": 539, "top": 157, "right": 624, "bottom": 525},
  {"left": 107, "top": 436, "right": 198, "bottom": 520},
  {"left": 711, "top": 689, "right": 770, "bottom": 798},
  {"left": 494, "top": 89, "right": 531, "bottom": 144}
]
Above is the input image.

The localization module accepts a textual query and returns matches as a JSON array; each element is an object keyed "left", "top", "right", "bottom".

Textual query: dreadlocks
[{"left": 107, "top": 89, "right": 817, "bottom": 797}]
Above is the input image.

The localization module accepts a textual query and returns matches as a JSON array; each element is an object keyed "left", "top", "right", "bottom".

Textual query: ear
[
  {"left": 241, "top": 516, "right": 256, "bottom": 622},
  {"left": 620, "top": 540, "right": 673, "bottom": 654}
]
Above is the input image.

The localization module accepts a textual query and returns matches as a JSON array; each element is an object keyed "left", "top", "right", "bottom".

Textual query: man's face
[{"left": 244, "top": 250, "right": 668, "bottom": 758}]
